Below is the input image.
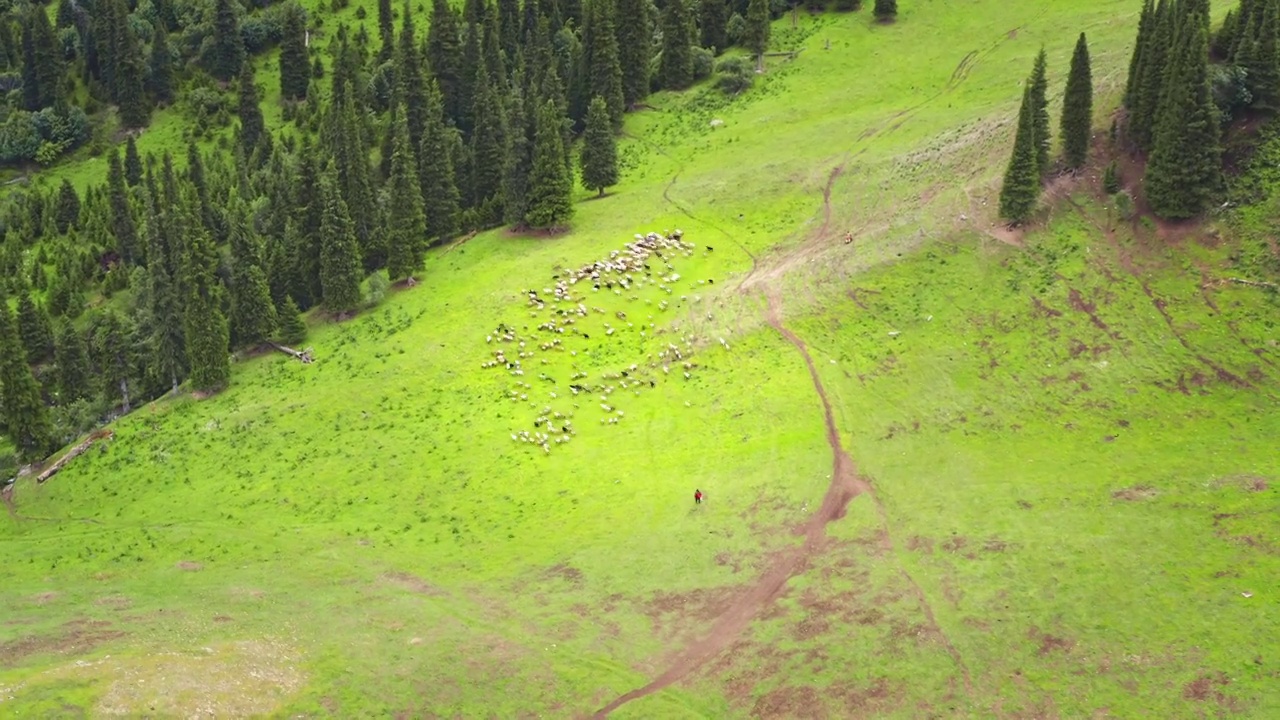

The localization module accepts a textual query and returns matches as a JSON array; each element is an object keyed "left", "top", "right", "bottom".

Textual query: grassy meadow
[{"left": 3, "top": 0, "right": 1279, "bottom": 717}]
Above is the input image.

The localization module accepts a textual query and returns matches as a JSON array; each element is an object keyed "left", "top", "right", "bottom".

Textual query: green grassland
[{"left": 3, "top": 0, "right": 1279, "bottom": 717}]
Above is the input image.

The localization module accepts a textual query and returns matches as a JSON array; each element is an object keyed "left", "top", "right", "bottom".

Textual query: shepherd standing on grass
[{"left": 694, "top": 489, "right": 704, "bottom": 504}]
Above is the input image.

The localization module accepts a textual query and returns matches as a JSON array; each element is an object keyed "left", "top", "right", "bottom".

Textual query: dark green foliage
[
  {"left": 114, "top": 0, "right": 149, "bottom": 128},
  {"left": 504, "top": 73, "right": 534, "bottom": 227},
  {"left": 1213, "top": 8, "right": 1239, "bottom": 59},
  {"left": 420, "top": 82, "right": 461, "bottom": 242},
  {"left": 55, "top": 179, "right": 80, "bottom": 234},
  {"left": 1103, "top": 161, "right": 1121, "bottom": 194},
  {"left": 53, "top": 319, "right": 92, "bottom": 403},
  {"left": 238, "top": 63, "right": 265, "bottom": 152},
  {"left": 332, "top": 94, "right": 382, "bottom": 270},
  {"left": 386, "top": 117, "right": 428, "bottom": 282},
  {"left": 1061, "top": 33, "right": 1093, "bottom": 170},
  {"left": 378, "top": 0, "right": 395, "bottom": 59},
  {"left": 499, "top": 0, "right": 520, "bottom": 59},
  {"left": 228, "top": 198, "right": 278, "bottom": 347},
  {"left": 17, "top": 293, "right": 54, "bottom": 364},
  {"left": 1146, "top": 5, "right": 1221, "bottom": 219},
  {"left": 0, "top": 295, "right": 54, "bottom": 461},
  {"left": 616, "top": 0, "right": 651, "bottom": 106},
  {"left": 178, "top": 192, "right": 231, "bottom": 393},
  {"left": 1028, "top": 49, "right": 1050, "bottom": 175},
  {"left": 1131, "top": 0, "right": 1173, "bottom": 152},
  {"left": 659, "top": 0, "right": 694, "bottom": 90},
  {"left": 319, "top": 171, "right": 364, "bottom": 313},
  {"left": 580, "top": 96, "right": 618, "bottom": 196},
  {"left": 586, "top": 0, "right": 625, "bottom": 129},
  {"left": 1241, "top": 0, "right": 1280, "bottom": 110},
  {"left": 149, "top": 22, "right": 175, "bottom": 103},
  {"left": 701, "top": 0, "right": 728, "bottom": 54},
  {"left": 276, "top": 296, "right": 307, "bottom": 345},
  {"left": 124, "top": 136, "right": 143, "bottom": 186},
  {"left": 1125, "top": 0, "right": 1154, "bottom": 110},
  {"left": 279, "top": 2, "right": 310, "bottom": 100},
  {"left": 429, "top": 0, "right": 464, "bottom": 125},
  {"left": 87, "top": 310, "right": 136, "bottom": 411},
  {"left": 469, "top": 66, "right": 508, "bottom": 214},
  {"left": 874, "top": 0, "right": 897, "bottom": 21},
  {"left": 525, "top": 99, "right": 574, "bottom": 229},
  {"left": 206, "top": 0, "right": 246, "bottom": 81},
  {"left": 142, "top": 197, "right": 185, "bottom": 393},
  {"left": 398, "top": 3, "right": 428, "bottom": 152},
  {"left": 23, "top": 6, "right": 65, "bottom": 110},
  {"left": 999, "top": 88, "right": 1041, "bottom": 224},
  {"left": 107, "top": 151, "right": 140, "bottom": 265},
  {"left": 743, "top": 0, "right": 770, "bottom": 68},
  {"left": 290, "top": 147, "right": 324, "bottom": 309}
]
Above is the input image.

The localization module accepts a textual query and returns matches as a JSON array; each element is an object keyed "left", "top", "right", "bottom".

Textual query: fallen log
[
  {"left": 1228, "top": 277, "right": 1279, "bottom": 290},
  {"left": 269, "top": 342, "right": 315, "bottom": 363},
  {"left": 37, "top": 429, "right": 114, "bottom": 484}
]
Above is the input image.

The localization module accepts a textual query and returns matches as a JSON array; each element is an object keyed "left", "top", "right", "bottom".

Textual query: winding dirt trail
[{"left": 593, "top": 291, "right": 971, "bottom": 716}]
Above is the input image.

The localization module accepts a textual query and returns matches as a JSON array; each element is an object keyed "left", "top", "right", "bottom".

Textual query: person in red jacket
[{"left": 694, "top": 489, "right": 703, "bottom": 504}]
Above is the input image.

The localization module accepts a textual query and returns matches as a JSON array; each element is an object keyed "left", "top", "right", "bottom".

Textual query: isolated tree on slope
[
  {"left": 525, "top": 99, "right": 574, "bottom": 229},
  {"left": 277, "top": 296, "right": 308, "bottom": 345},
  {"left": 1061, "top": 33, "right": 1093, "bottom": 170},
  {"left": 1028, "top": 49, "right": 1050, "bottom": 175},
  {"left": 180, "top": 205, "right": 232, "bottom": 393},
  {"left": 581, "top": 96, "right": 619, "bottom": 196},
  {"left": 124, "top": 136, "right": 143, "bottom": 186},
  {"left": 53, "top": 319, "right": 93, "bottom": 402},
  {"left": 999, "top": 88, "right": 1040, "bottom": 224},
  {"left": 206, "top": 0, "right": 245, "bottom": 81},
  {"left": 228, "top": 197, "right": 278, "bottom": 347},
  {"left": 420, "top": 81, "right": 461, "bottom": 242},
  {"left": 874, "top": 0, "right": 897, "bottom": 22},
  {"left": 0, "top": 295, "right": 54, "bottom": 462},
  {"left": 743, "top": 0, "right": 771, "bottom": 73}
]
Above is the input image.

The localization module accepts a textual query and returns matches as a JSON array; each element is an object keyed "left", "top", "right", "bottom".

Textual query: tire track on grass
[{"left": 592, "top": 290, "right": 972, "bottom": 717}]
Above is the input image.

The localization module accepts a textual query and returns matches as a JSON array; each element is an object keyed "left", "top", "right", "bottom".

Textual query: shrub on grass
[
  {"left": 716, "top": 57, "right": 754, "bottom": 95},
  {"left": 692, "top": 46, "right": 715, "bottom": 81}
]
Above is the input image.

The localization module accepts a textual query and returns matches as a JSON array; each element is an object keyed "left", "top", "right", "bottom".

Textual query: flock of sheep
[{"left": 482, "top": 231, "right": 718, "bottom": 454}]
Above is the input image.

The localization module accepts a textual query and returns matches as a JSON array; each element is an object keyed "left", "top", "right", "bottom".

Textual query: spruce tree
[
  {"left": 16, "top": 293, "right": 53, "bottom": 364},
  {"left": 107, "top": 151, "right": 140, "bottom": 264},
  {"left": 581, "top": 96, "right": 619, "bottom": 196},
  {"left": 386, "top": 117, "right": 428, "bottom": 283},
  {"left": 114, "top": 0, "right": 149, "bottom": 128},
  {"left": 0, "top": 295, "right": 54, "bottom": 462},
  {"left": 616, "top": 0, "right": 651, "bottom": 107},
  {"left": 228, "top": 198, "right": 278, "bottom": 347},
  {"left": 498, "top": 0, "right": 520, "bottom": 59},
  {"left": 279, "top": 2, "right": 310, "bottom": 100},
  {"left": 20, "top": 11, "right": 41, "bottom": 111},
  {"left": 420, "top": 82, "right": 462, "bottom": 242},
  {"left": 1028, "top": 49, "right": 1050, "bottom": 175},
  {"left": 700, "top": 0, "right": 728, "bottom": 54},
  {"left": 55, "top": 180, "right": 80, "bottom": 234},
  {"left": 291, "top": 146, "right": 324, "bottom": 309},
  {"left": 1061, "top": 33, "right": 1093, "bottom": 170},
  {"left": 999, "top": 88, "right": 1040, "bottom": 224},
  {"left": 457, "top": 22, "right": 483, "bottom": 135},
  {"left": 124, "top": 136, "right": 143, "bottom": 186},
  {"left": 874, "top": 0, "right": 897, "bottom": 22},
  {"left": 428, "top": 0, "right": 464, "bottom": 125},
  {"left": 587, "top": 0, "right": 626, "bottom": 129},
  {"left": 377, "top": 0, "right": 395, "bottom": 61},
  {"left": 1124, "top": 0, "right": 1154, "bottom": 110},
  {"left": 332, "top": 94, "right": 382, "bottom": 270},
  {"left": 1243, "top": 0, "right": 1280, "bottom": 110},
  {"left": 659, "top": 0, "right": 694, "bottom": 90},
  {"left": 142, "top": 197, "right": 186, "bottom": 392},
  {"left": 180, "top": 209, "right": 231, "bottom": 393},
  {"left": 277, "top": 296, "right": 307, "bottom": 345},
  {"left": 743, "top": 0, "right": 770, "bottom": 72},
  {"left": 504, "top": 70, "right": 534, "bottom": 227},
  {"left": 53, "top": 319, "right": 93, "bottom": 402},
  {"left": 238, "top": 63, "right": 264, "bottom": 152},
  {"left": 1146, "top": 8, "right": 1221, "bottom": 219},
  {"left": 398, "top": 1, "right": 428, "bottom": 153},
  {"left": 29, "top": 7, "right": 64, "bottom": 109},
  {"left": 525, "top": 99, "right": 574, "bottom": 229},
  {"left": 319, "top": 171, "right": 364, "bottom": 314},
  {"left": 148, "top": 21, "right": 174, "bottom": 103},
  {"left": 207, "top": 0, "right": 245, "bottom": 82},
  {"left": 88, "top": 310, "right": 136, "bottom": 411},
  {"left": 1132, "top": 0, "right": 1172, "bottom": 152}
]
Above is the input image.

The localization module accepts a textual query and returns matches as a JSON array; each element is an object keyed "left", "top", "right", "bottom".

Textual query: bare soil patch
[
  {"left": 0, "top": 619, "right": 125, "bottom": 669},
  {"left": 1111, "top": 485, "right": 1158, "bottom": 502},
  {"left": 175, "top": 560, "right": 203, "bottom": 571},
  {"left": 752, "top": 685, "right": 828, "bottom": 719},
  {"left": 1029, "top": 626, "right": 1075, "bottom": 656},
  {"left": 544, "top": 563, "right": 584, "bottom": 586},
  {"left": 381, "top": 571, "right": 446, "bottom": 596}
]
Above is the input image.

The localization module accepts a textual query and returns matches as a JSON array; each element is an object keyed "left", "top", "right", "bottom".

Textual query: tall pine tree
[
  {"left": 279, "top": 2, "right": 310, "bottom": 100},
  {"left": 142, "top": 195, "right": 186, "bottom": 393},
  {"left": 179, "top": 195, "right": 231, "bottom": 393},
  {"left": 586, "top": 0, "right": 625, "bottom": 129},
  {"left": 1061, "top": 33, "right": 1093, "bottom": 170},
  {"left": 107, "top": 150, "right": 141, "bottom": 264},
  {"left": 420, "top": 81, "right": 461, "bottom": 242},
  {"left": 701, "top": 0, "right": 728, "bottom": 54},
  {"left": 1131, "top": 0, "right": 1172, "bottom": 151},
  {"left": 124, "top": 136, "right": 143, "bottom": 186},
  {"left": 113, "top": 0, "right": 149, "bottom": 128},
  {"left": 53, "top": 319, "right": 93, "bottom": 402},
  {"left": 744, "top": 0, "right": 770, "bottom": 72},
  {"left": 1124, "top": 0, "right": 1154, "bottom": 111},
  {"left": 228, "top": 197, "right": 278, "bottom": 347},
  {"left": 428, "top": 0, "right": 464, "bottom": 125},
  {"left": 999, "top": 87, "right": 1040, "bottom": 224},
  {"left": 616, "top": 0, "right": 651, "bottom": 107},
  {"left": 1028, "top": 49, "right": 1050, "bottom": 175},
  {"left": 525, "top": 99, "right": 574, "bottom": 229},
  {"left": 0, "top": 294, "right": 54, "bottom": 461},
  {"left": 238, "top": 63, "right": 265, "bottom": 152},
  {"left": 207, "top": 0, "right": 245, "bottom": 81},
  {"left": 581, "top": 96, "right": 619, "bottom": 196},
  {"left": 318, "top": 170, "right": 364, "bottom": 313},
  {"left": 149, "top": 21, "right": 175, "bottom": 103},
  {"left": 659, "top": 0, "right": 694, "bottom": 90},
  {"left": 16, "top": 293, "right": 53, "bottom": 364},
  {"left": 386, "top": 116, "right": 428, "bottom": 283}
]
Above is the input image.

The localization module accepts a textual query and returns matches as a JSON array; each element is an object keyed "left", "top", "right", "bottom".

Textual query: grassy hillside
[{"left": 4, "top": 1, "right": 1278, "bottom": 717}]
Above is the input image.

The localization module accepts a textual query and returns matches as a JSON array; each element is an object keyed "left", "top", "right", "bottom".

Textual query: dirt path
[{"left": 593, "top": 290, "right": 970, "bottom": 716}]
